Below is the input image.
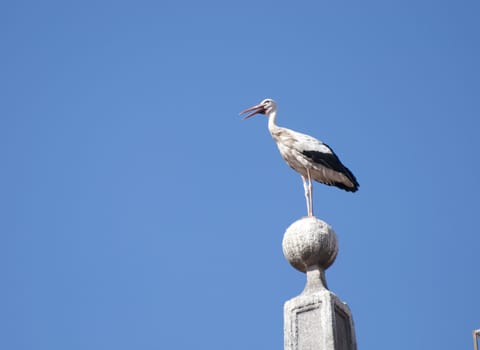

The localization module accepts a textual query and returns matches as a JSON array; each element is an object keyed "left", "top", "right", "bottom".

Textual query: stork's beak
[{"left": 239, "top": 103, "right": 266, "bottom": 120}]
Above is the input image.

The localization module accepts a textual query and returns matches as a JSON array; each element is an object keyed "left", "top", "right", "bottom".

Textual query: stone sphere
[{"left": 282, "top": 217, "right": 338, "bottom": 272}]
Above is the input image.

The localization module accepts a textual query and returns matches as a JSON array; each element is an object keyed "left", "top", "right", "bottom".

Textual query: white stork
[{"left": 240, "top": 98, "right": 359, "bottom": 217}]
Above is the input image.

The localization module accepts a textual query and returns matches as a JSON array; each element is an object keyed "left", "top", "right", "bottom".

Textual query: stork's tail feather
[{"left": 339, "top": 166, "right": 359, "bottom": 192}]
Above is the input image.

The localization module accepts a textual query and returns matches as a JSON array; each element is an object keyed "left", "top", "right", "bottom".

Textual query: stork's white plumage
[{"left": 240, "top": 98, "right": 359, "bottom": 217}]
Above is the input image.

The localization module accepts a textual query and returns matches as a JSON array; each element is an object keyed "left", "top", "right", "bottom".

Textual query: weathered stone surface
[
  {"left": 283, "top": 217, "right": 357, "bottom": 350},
  {"left": 282, "top": 217, "right": 338, "bottom": 272},
  {"left": 284, "top": 289, "right": 356, "bottom": 350}
]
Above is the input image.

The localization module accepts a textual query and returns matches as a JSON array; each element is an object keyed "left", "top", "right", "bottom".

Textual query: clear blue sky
[{"left": 2, "top": 1, "right": 479, "bottom": 349}]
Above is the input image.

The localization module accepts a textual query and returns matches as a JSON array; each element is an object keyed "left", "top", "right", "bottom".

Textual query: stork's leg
[
  {"left": 301, "top": 175, "right": 311, "bottom": 216},
  {"left": 307, "top": 168, "right": 314, "bottom": 217}
]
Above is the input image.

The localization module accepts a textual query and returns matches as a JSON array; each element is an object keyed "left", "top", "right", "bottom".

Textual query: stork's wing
[
  {"left": 301, "top": 148, "right": 348, "bottom": 174},
  {"left": 288, "top": 130, "right": 359, "bottom": 190},
  {"left": 302, "top": 146, "right": 359, "bottom": 191},
  {"left": 287, "top": 130, "right": 339, "bottom": 169}
]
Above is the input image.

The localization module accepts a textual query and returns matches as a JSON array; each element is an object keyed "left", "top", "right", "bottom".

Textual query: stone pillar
[{"left": 282, "top": 217, "right": 357, "bottom": 350}]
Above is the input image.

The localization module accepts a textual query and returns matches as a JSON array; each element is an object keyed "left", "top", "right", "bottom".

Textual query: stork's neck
[{"left": 267, "top": 109, "right": 280, "bottom": 133}]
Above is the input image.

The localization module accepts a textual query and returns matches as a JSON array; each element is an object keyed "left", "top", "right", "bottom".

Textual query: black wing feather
[{"left": 302, "top": 145, "right": 359, "bottom": 192}]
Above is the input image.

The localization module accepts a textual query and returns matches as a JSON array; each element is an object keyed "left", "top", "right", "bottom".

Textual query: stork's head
[{"left": 240, "top": 98, "right": 277, "bottom": 119}]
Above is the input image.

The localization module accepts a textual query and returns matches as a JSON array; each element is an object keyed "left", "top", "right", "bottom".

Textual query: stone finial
[
  {"left": 283, "top": 217, "right": 357, "bottom": 350},
  {"left": 282, "top": 216, "right": 338, "bottom": 273}
]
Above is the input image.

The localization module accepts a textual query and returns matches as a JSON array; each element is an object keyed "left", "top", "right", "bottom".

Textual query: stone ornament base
[{"left": 284, "top": 289, "right": 356, "bottom": 350}]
